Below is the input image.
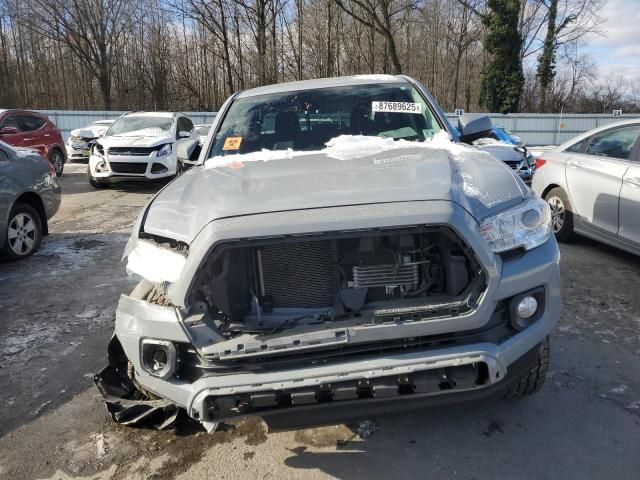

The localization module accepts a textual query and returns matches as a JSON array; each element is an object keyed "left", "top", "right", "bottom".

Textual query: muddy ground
[{"left": 0, "top": 163, "right": 638, "bottom": 479}]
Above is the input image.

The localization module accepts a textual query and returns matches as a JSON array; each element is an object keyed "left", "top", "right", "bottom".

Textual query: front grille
[
  {"left": 108, "top": 146, "right": 155, "bottom": 156},
  {"left": 260, "top": 241, "right": 336, "bottom": 308},
  {"left": 109, "top": 162, "right": 147, "bottom": 174}
]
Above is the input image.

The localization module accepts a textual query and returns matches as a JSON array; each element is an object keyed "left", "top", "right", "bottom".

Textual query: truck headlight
[
  {"left": 479, "top": 197, "right": 552, "bottom": 253},
  {"left": 156, "top": 143, "right": 171, "bottom": 157}
]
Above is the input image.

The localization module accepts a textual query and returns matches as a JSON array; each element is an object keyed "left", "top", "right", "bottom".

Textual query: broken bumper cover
[
  {"left": 94, "top": 306, "right": 554, "bottom": 430},
  {"left": 95, "top": 363, "right": 179, "bottom": 429}
]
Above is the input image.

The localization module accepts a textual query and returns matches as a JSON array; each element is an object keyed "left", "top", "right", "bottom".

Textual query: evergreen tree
[
  {"left": 537, "top": 0, "right": 558, "bottom": 112},
  {"left": 479, "top": 0, "right": 524, "bottom": 113}
]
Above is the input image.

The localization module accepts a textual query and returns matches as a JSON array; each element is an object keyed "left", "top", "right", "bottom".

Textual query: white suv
[{"left": 87, "top": 112, "right": 196, "bottom": 188}]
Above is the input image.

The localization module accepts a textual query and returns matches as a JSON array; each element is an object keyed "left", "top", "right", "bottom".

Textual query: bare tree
[
  {"left": 16, "top": 0, "right": 137, "bottom": 109},
  {"left": 334, "top": 0, "right": 415, "bottom": 74}
]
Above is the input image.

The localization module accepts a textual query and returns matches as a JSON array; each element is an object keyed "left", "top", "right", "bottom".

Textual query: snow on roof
[{"left": 124, "top": 111, "right": 176, "bottom": 118}]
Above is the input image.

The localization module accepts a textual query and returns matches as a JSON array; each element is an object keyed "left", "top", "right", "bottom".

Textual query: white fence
[
  {"left": 38, "top": 109, "right": 640, "bottom": 146},
  {"left": 36, "top": 110, "right": 217, "bottom": 142}
]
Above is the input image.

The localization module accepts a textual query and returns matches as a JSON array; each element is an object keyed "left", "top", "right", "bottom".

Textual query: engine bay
[{"left": 188, "top": 226, "right": 485, "bottom": 337}]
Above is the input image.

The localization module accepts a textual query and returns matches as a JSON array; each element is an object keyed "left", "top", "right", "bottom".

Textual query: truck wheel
[
  {"left": 544, "top": 187, "right": 574, "bottom": 242},
  {"left": 87, "top": 165, "right": 107, "bottom": 189},
  {"left": 505, "top": 338, "right": 550, "bottom": 398},
  {"left": 2, "top": 203, "right": 43, "bottom": 261}
]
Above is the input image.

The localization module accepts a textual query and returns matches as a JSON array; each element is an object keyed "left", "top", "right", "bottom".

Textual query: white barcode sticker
[{"left": 372, "top": 101, "right": 422, "bottom": 114}]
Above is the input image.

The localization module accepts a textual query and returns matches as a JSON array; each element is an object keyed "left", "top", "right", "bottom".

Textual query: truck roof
[{"left": 236, "top": 75, "right": 408, "bottom": 99}]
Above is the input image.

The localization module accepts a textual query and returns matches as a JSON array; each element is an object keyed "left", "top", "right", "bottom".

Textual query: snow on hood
[
  {"left": 143, "top": 132, "right": 526, "bottom": 243},
  {"left": 98, "top": 131, "right": 174, "bottom": 149}
]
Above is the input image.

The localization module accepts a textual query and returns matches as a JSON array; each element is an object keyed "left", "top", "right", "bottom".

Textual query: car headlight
[
  {"left": 479, "top": 196, "right": 552, "bottom": 253},
  {"left": 156, "top": 143, "right": 171, "bottom": 157}
]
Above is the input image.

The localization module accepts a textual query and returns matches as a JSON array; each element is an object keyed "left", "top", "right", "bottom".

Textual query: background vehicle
[
  {"left": 493, "top": 126, "right": 522, "bottom": 146},
  {"left": 0, "top": 141, "right": 61, "bottom": 260},
  {"left": 533, "top": 119, "right": 640, "bottom": 255},
  {"left": 195, "top": 124, "right": 211, "bottom": 145},
  {"left": 96, "top": 75, "right": 559, "bottom": 432},
  {"left": 449, "top": 120, "right": 534, "bottom": 184},
  {"left": 0, "top": 109, "right": 67, "bottom": 176},
  {"left": 87, "top": 112, "right": 197, "bottom": 188},
  {"left": 66, "top": 119, "right": 115, "bottom": 162}
]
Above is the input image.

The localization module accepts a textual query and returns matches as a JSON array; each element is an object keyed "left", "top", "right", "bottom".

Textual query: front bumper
[
  {"left": 66, "top": 143, "right": 92, "bottom": 160},
  {"left": 96, "top": 230, "right": 561, "bottom": 430},
  {"left": 89, "top": 151, "right": 177, "bottom": 182}
]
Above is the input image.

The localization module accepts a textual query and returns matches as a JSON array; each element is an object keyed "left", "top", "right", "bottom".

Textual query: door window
[
  {"left": 19, "top": 115, "right": 46, "bottom": 132},
  {"left": 565, "top": 137, "right": 590, "bottom": 154},
  {"left": 584, "top": 126, "right": 640, "bottom": 160},
  {"left": 177, "top": 117, "right": 193, "bottom": 136},
  {"left": 1, "top": 115, "right": 22, "bottom": 131},
  {"left": 0, "top": 149, "right": 9, "bottom": 163}
]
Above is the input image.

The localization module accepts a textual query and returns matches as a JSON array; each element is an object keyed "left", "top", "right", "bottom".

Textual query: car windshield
[
  {"left": 106, "top": 116, "right": 173, "bottom": 137},
  {"left": 209, "top": 83, "right": 442, "bottom": 158}
]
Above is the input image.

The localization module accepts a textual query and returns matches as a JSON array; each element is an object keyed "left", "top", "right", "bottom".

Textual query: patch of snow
[
  {"left": 76, "top": 308, "right": 100, "bottom": 319},
  {"left": 626, "top": 401, "right": 640, "bottom": 410},
  {"left": 610, "top": 384, "right": 629, "bottom": 394},
  {"left": 355, "top": 420, "right": 379, "bottom": 439},
  {"left": 204, "top": 131, "right": 459, "bottom": 169}
]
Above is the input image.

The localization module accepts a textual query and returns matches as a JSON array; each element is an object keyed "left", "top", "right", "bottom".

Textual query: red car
[{"left": 0, "top": 109, "right": 66, "bottom": 176}]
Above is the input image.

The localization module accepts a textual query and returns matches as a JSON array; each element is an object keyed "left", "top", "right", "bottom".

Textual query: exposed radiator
[{"left": 259, "top": 241, "right": 336, "bottom": 308}]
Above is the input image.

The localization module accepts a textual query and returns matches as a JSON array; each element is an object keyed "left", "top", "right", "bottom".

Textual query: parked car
[
  {"left": 533, "top": 119, "right": 640, "bottom": 254},
  {"left": 0, "top": 109, "right": 67, "bottom": 176},
  {"left": 0, "top": 141, "right": 61, "bottom": 260},
  {"left": 493, "top": 126, "right": 522, "bottom": 146},
  {"left": 195, "top": 124, "right": 211, "bottom": 145},
  {"left": 450, "top": 120, "right": 534, "bottom": 184},
  {"left": 96, "top": 75, "right": 560, "bottom": 432},
  {"left": 66, "top": 119, "right": 115, "bottom": 162},
  {"left": 87, "top": 112, "right": 197, "bottom": 188}
]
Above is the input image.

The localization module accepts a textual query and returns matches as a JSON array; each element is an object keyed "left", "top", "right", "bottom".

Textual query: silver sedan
[{"left": 532, "top": 119, "right": 640, "bottom": 254}]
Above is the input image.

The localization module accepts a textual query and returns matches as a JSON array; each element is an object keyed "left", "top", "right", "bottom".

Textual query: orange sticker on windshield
[{"left": 223, "top": 136, "right": 242, "bottom": 151}]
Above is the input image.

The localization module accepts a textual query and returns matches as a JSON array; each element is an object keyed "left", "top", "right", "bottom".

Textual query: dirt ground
[{"left": 0, "top": 162, "right": 639, "bottom": 479}]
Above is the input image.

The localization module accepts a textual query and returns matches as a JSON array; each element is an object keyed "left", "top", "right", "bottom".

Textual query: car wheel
[
  {"left": 87, "top": 165, "right": 107, "bottom": 189},
  {"left": 49, "top": 149, "right": 65, "bottom": 177},
  {"left": 1, "top": 203, "right": 43, "bottom": 261},
  {"left": 504, "top": 338, "right": 550, "bottom": 398},
  {"left": 544, "top": 187, "right": 574, "bottom": 242}
]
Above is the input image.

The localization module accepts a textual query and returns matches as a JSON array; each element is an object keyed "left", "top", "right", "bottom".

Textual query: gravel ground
[{"left": 0, "top": 162, "right": 638, "bottom": 479}]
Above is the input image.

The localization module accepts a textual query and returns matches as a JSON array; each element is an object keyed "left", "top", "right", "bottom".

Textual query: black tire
[
  {"left": 49, "top": 148, "right": 65, "bottom": 177},
  {"left": 505, "top": 338, "right": 550, "bottom": 398},
  {"left": 544, "top": 187, "right": 574, "bottom": 242},
  {"left": 1, "top": 202, "right": 43, "bottom": 261},
  {"left": 87, "top": 165, "right": 107, "bottom": 189}
]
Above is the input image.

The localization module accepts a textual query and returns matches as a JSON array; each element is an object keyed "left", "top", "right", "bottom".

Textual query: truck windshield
[
  {"left": 107, "top": 116, "right": 173, "bottom": 137},
  {"left": 209, "top": 83, "right": 442, "bottom": 157}
]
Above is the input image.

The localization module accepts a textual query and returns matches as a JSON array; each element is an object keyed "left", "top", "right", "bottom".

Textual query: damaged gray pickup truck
[{"left": 96, "top": 75, "right": 561, "bottom": 432}]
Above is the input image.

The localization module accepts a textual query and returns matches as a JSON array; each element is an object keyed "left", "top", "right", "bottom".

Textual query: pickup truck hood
[
  {"left": 143, "top": 143, "right": 526, "bottom": 243},
  {"left": 98, "top": 134, "right": 173, "bottom": 149}
]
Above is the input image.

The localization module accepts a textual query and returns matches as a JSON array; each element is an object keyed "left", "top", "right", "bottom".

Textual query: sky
[{"left": 583, "top": 0, "right": 640, "bottom": 82}]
